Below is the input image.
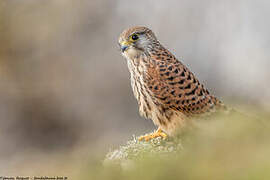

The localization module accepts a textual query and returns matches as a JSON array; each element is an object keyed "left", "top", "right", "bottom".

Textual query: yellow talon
[{"left": 138, "top": 127, "right": 167, "bottom": 141}]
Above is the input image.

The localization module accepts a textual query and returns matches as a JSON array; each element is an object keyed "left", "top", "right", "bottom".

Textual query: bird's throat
[{"left": 123, "top": 47, "right": 144, "bottom": 60}]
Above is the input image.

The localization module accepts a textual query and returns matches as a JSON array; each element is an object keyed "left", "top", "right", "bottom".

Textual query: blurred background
[{"left": 0, "top": 0, "right": 269, "bottom": 175}]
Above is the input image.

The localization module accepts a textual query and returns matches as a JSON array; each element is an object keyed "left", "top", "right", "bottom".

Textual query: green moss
[{"left": 104, "top": 135, "right": 183, "bottom": 165}]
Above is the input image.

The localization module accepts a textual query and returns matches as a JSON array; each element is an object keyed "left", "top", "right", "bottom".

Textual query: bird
[{"left": 118, "top": 26, "right": 229, "bottom": 141}]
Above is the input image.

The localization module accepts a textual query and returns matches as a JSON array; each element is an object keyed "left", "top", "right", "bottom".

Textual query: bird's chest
[{"left": 127, "top": 58, "right": 154, "bottom": 119}]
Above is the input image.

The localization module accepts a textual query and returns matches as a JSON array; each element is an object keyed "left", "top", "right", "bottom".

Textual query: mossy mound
[
  {"left": 104, "top": 135, "right": 183, "bottom": 166},
  {"left": 82, "top": 113, "right": 270, "bottom": 180}
]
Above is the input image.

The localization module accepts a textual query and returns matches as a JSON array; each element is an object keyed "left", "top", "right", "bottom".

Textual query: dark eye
[{"left": 131, "top": 34, "right": 139, "bottom": 41}]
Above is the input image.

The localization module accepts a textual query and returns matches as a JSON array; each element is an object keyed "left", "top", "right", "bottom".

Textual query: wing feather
[{"left": 144, "top": 49, "right": 224, "bottom": 116}]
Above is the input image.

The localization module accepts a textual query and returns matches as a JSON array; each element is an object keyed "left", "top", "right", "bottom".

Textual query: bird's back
[{"left": 144, "top": 46, "right": 227, "bottom": 117}]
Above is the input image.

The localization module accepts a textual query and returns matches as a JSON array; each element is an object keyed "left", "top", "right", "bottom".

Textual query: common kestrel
[{"left": 118, "top": 26, "right": 228, "bottom": 141}]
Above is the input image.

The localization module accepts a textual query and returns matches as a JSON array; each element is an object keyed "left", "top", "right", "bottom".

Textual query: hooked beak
[
  {"left": 119, "top": 41, "right": 130, "bottom": 52},
  {"left": 121, "top": 45, "right": 128, "bottom": 52}
]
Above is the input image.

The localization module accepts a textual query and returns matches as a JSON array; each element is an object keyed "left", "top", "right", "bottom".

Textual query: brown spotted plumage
[{"left": 118, "top": 26, "right": 228, "bottom": 139}]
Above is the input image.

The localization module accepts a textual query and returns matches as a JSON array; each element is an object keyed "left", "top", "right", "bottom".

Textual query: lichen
[{"left": 104, "top": 134, "right": 183, "bottom": 168}]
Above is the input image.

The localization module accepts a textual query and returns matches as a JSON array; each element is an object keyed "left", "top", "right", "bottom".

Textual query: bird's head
[{"left": 118, "top": 26, "right": 158, "bottom": 58}]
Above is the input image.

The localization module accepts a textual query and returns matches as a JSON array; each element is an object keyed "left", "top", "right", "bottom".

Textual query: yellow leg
[{"left": 138, "top": 127, "right": 167, "bottom": 141}]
